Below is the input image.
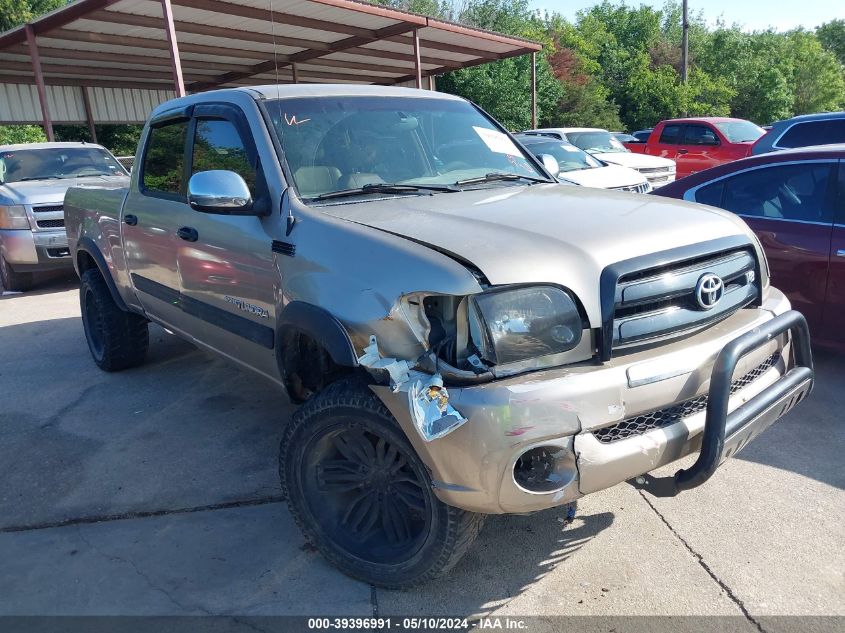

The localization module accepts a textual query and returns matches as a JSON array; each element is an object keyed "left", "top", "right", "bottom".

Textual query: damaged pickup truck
[{"left": 64, "top": 85, "right": 814, "bottom": 588}]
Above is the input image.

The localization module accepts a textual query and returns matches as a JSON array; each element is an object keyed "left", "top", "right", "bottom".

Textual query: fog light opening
[{"left": 513, "top": 445, "right": 573, "bottom": 493}]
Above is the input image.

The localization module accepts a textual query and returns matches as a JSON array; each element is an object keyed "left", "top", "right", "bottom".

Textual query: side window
[
  {"left": 142, "top": 120, "right": 188, "bottom": 195},
  {"left": 722, "top": 163, "right": 835, "bottom": 222},
  {"left": 659, "top": 125, "right": 683, "bottom": 144},
  {"left": 191, "top": 119, "right": 257, "bottom": 195},
  {"left": 778, "top": 120, "right": 845, "bottom": 149},
  {"left": 684, "top": 125, "right": 719, "bottom": 145},
  {"left": 695, "top": 181, "right": 725, "bottom": 207}
]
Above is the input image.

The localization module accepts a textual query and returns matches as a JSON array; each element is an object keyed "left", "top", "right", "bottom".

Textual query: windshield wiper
[
  {"left": 454, "top": 172, "right": 548, "bottom": 186},
  {"left": 17, "top": 176, "right": 64, "bottom": 181},
  {"left": 309, "top": 182, "right": 458, "bottom": 201}
]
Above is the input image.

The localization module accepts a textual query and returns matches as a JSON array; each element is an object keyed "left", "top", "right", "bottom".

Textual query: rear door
[
  {"left": 693, "top": 161, "right": 836, "bottom": 333},
  {"left": 123, "top": 110, "right": 195, "bottom": 329},
  {"left": 822, "top": 161, "right": 845, "bottom": 343},
  {"left": 680, "top": 124, "right": 722, "bottom": 176},
  {"left": 651, "top": 124, "right": 689, "bottom": 173}
]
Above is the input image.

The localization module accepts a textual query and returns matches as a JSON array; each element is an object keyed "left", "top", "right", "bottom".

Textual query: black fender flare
[
  {"left": 277, "top": 301, "right": 359, "bottom": 367},
  {"left": 76, "top": 237, "right": 129, "bottom": 312}
]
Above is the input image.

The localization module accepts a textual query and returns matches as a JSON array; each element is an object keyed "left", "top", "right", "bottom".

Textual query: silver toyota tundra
[
  {"left": 63, "top": 85, "right": 814, "bottom": 587},
  {"left": 0, "top": 142, "right": 129, "bottom": 291}
]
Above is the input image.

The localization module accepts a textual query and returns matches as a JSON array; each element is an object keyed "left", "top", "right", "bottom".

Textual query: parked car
[
  {"left": 624, "top": 117, "right": 766, "bottom": 179},
  {"left": 751, "top": 112, "right": 845, "bottom": 155},
  {"left": 0, "top": 142, "right": 129, "bottom": 291},
  {"left": 65, "top": 85, "right": 813, "bottom": 588},
  {"left": 653, "top": 144, "right": 844, "bottom": 346},
  {"left": 611, "top": 132, "right": 639, "bottom": 144},
  {"left": 514, "top": 134, "right": 651, "bottom": 192},
  {"left": 632, "top": 129, "right": 653, "bottom": 143},
  {"left": 521, "top": 127, "right": 676, "bottom": 187}
]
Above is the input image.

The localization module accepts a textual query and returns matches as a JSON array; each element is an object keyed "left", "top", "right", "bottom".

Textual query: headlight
[
  {"left": 470, "top": 285, "right": 584, "bottom": 366},
  {"left": 0, "top": 205, "right": 30, "bottom": 230}
]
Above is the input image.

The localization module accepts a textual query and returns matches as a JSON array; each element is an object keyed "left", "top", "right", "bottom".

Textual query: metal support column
[
  {"left": 292, "top": 63, "right": 300, "bottom": 84},
  {"left": 25, "top": 25, "right": 53, "bottom": 142},
  {"left": 160, "top": 0, "right": 185, "bottom": 97},
  {"left": 81, "top": 87, "right": 98, "bottom": 144},
  {"left": 428, "top": 75, "right": 435, "bottom": 91},
  {"left": 531, "top": 52, "right": 537, "bottom": 129},
  {"left": 413, "top": 29, "right": 422, "bottom": 89}
]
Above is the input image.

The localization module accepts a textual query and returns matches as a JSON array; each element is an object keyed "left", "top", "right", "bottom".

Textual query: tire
[
  {"left": 280, "top": 378, "right": 484, "bottom": 588},
  {"left": 80, "top": 268, "right": 149, "bottom": 371},
  {"left": 0, "top": 255, "right": 33, "bottom": 292}
]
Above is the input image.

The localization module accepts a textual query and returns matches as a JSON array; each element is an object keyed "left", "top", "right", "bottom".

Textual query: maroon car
[{"left": 653, "top": 145, "right": 845, "bottom": 347}]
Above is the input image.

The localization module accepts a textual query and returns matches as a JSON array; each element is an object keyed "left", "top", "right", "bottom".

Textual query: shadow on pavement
[
  {"left": 0, "top": 269, "right": 77, "bottom": 299},
  {"left": 737, "top": 346, "right": 845, "bottom": 490},
  {"left": 0, "top": 308, "right": 614, "bottom": 615}
]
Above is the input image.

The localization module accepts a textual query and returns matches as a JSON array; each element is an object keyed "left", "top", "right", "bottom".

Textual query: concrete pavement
[{"left": 1, "top": 276, "right": 842, "bottom": 625}]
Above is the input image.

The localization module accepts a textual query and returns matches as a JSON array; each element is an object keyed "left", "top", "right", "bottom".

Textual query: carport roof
[{"left": 0, "top": 0, "right": 541, "bottom": 91}]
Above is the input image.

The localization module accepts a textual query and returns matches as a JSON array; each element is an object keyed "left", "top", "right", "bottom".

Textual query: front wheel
[
  {"left": 0, "top": 255, "right": 32, "bottom": 292},
  {"left": 280, "top": 379, "right": 484, "bottom": 588}
]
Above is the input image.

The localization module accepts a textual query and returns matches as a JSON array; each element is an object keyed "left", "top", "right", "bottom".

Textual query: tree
[
  {"left": 788, "top": 30, "right": 845, "bottom": 114},
  {"left": 0, "top": 0, "right": 65, "bottom": 32},
  {"left": 817, "top": 19, "right": 845, "bottom": 67},
  {"left": 0, "top": 125, "right": 47, "bottom": 145}
]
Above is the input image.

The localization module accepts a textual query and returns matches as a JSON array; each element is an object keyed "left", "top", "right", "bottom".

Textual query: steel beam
[
  {"left": 160, "top": 0, "right": 185, "bottom": 97},
  {"left": 81, "top": 87, "right": 98, "bottom": 144},
  {"left": 25, "top": 25, "right": 53, "bottom": 141},
  {"left": 413, "top": 29, "right": 422, "bottom": 88}
]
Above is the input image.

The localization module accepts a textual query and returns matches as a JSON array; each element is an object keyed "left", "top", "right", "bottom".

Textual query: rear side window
[
  {"left": 777, "top": 119, "right": 845, "bottom": 149},
  {"left": 694, "top": 181, "right": 725, "bottom": 206},
  {"left": 721, "top": 163, "right": 835, "bottom": 222},
  {"left": 142, "top": 121, "right": 188, "bottom": 195},
  {"left": 191, "top": 119, "right": 257, "bottom": 195},
  {"left": 659, "top": 125, "right": 683, "bottom": 144},
  {"left": 684, "top": 125, "right": 719, "bottom": 145}
]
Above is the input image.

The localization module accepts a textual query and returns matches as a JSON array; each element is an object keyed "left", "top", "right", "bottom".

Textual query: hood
[
  {"left": 320, "top": 184, "right": 753, "bottom": 326},
  {"left": 561, "top": 164, "right": 646, "bottom": 189},
  {"left": 0, "top": 175, "right": 129, "bottom": 206},
  {"left": 596, "top": 151, "right": 675, "bottom": 169}
]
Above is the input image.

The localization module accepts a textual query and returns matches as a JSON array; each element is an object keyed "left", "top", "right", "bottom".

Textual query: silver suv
[
  {"left": 64, "top": 86, "right": 814, "bottom": 587},
  {"left": 0, "top": 142, "right": 128, "bottom": 290}
]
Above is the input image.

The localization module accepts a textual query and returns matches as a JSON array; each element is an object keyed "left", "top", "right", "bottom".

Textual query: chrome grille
[
  {"left": 638, "top": 167, "right": 671, "bottom": 174},
  {"left": 610, "top": 248, "right": 759, "bottom": 351},
  {"left": 594, "top": 353, "right": 781, "bottom": 444},
  {"left": 36, "top": 218, "right": 65, "bottom": 229},
  {"left": 612, "top": 182, "right": 650, "bottom": 194}
]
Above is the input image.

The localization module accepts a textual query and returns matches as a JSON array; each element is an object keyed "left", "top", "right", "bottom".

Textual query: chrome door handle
[{"left": 837, "top": 249, "right": 845, "bottom": 257}]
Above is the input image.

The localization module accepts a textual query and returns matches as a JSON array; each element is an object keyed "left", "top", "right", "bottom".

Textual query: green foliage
[
  {"left": 0, "top": 0, "right": 65, "bottom": 32},
  {"left": 817, "top": 20, "right": 845, "bottom": 67},
  {"left": 787, "top": 30, "right": 845, "bottom": 114},
  {"left": 0, "top": 125, "right": 47, "bottom": 145},
  {"left": 52, "top": 124, "right": 142, "bottom": 156}
]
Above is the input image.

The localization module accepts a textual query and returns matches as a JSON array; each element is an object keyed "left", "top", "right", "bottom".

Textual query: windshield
[
  {"left": 519, "top": 139, "right": 603, "bottom": 172},
  {"left": 0, "top": 147, "right": 127, "bottom": 184},
  {"left": 713, "top": 120, "right": 766, "bottom": 143},
  {"left": 565, "top": 131, "right": 630, "bottom": 154},
  {"left": 265, "top": 96, "right": 546, "bottom": 200}
]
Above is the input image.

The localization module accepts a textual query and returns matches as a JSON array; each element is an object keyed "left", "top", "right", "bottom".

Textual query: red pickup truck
[{"left": 624, "top": 117, "right": 766, "bottom": 179}]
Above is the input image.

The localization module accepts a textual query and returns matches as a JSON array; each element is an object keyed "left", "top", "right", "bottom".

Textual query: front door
[
  {"left": 822, "top": 162, "right": 845, "bottom": 343},
  {"left": 679, "top": 124, "right": 722, "bottom": 176},
  {"left": 123, "top": 113, "right": 195, "bottom": 330},
  {"left": 176, "top": 104, "right": 279, "bottom": 378}
]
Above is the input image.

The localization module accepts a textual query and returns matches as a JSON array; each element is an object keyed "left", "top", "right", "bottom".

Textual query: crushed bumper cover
[{"left": 372, "top": 289, "right": 811, "bottom": 514}]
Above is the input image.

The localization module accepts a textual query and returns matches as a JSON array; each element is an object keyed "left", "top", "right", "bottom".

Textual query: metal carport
[{"left": 0, "top": 0, "right": 541, "bottom": 141}]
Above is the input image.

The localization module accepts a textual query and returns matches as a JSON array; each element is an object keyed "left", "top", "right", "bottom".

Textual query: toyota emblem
[{"left": 695, "top": 273, "right": 724, "bottom": 310}]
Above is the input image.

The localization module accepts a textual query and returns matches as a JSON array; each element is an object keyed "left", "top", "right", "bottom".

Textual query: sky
[{"left": 529, "top": 1, "right": 844, "bottom": 32}]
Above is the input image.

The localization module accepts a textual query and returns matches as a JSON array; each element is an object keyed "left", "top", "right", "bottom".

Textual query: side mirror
[
  {"left": 187, "top": 170, "right": 253, "bottom": 214},
  {"left": 701, "top": 134, "right": 719, "bottom": 146},
  {"left": 539, "top": 154, "right": 560, "bottom": 177}
]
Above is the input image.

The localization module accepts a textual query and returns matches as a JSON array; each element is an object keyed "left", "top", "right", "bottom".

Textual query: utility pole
[{"left": 681, "top": 0, "right": 689, "bottom": 83}]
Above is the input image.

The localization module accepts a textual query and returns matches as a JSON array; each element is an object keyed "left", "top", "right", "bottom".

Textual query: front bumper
[
  {"left": 0, "top": 229, "right": 72, "bottom": 271},
  {"left": 372, "top": 288, "right": 813, "bottom": 514}
]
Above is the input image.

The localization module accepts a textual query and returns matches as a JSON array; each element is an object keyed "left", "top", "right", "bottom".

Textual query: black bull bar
[{"left": 633, "top": 310, "right": 814, "bottom": 497}]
